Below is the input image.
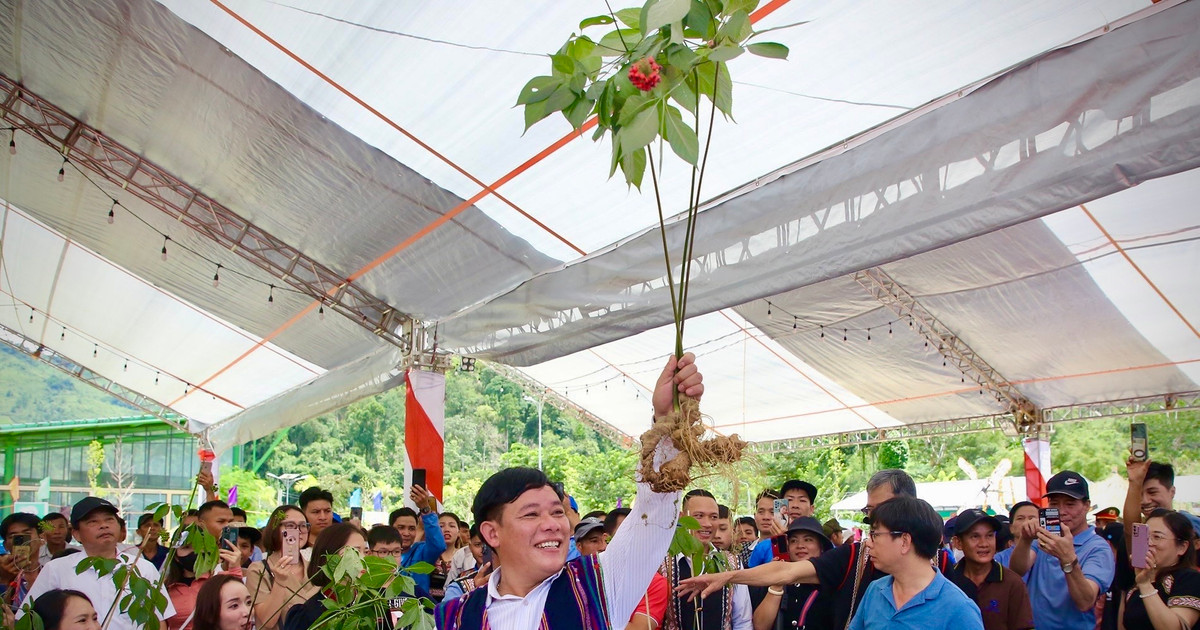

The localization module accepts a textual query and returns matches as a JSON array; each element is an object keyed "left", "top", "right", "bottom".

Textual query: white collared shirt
[
  {"left": 482, "top": 477, "right": 681, "bottom": 629},
  {"left": 18, "top": 549, "right": 177, "bottom": 630}
]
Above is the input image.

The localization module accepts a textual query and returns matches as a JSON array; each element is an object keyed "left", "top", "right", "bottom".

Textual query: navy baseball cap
[
  {"left": 1045, "top": 471, "right": 1089, "bottom": 500},
  {"left": 71, "top": 497, "right": 119, "bottom": 527},
  {"left": 954, "top": 508, "right": 1001, "bottom": 536}
]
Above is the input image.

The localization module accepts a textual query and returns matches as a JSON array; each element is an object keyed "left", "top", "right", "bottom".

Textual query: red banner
[{"left": 405, "top": 370, "right": 446, "bottom": 503}]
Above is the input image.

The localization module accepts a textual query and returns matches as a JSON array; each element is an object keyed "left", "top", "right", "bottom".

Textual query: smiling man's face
[
  {"left": 482, "top": 485, "right": 570, "bottom": 584},
  {"left": 684, "top": 495, "right": 720, "bottom": 545}
]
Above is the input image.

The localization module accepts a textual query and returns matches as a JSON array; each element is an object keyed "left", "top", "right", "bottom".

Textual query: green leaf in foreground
[{"left": 747, "top": 41, "right": 789, "bottom": 59}]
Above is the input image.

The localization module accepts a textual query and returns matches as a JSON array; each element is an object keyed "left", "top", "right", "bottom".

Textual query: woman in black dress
[
  {"left": 750, "top": 517, "right": 835, "bottom": 630},
  {"left": 1119, "top": 509, "right": 1200, "bottom": 630}
]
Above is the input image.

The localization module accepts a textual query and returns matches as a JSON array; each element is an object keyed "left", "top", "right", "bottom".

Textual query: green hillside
[{"left": 0, "top": 344, "right": 136, "bottom": 425}]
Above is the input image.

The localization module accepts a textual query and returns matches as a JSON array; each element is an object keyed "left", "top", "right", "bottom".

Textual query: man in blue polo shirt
[
  {"left": 997, "top": 471, "right": 1115, "bottom": 630},
  {"left": 847, "top": 496, "right": 983, "bottom": 630}
]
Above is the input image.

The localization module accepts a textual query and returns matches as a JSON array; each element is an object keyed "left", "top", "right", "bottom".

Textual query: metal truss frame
[
  {"left": 0, "top": 74, "right": 411, "bottom": 349},
  {"left": 0, "top": 322, "right": 188, "bottom": 432},
  {"left": 749, "top": 390, "right": 1200, "bottom": 454},
  {"left": 853, "top": 267, "right": 1039, "bottom": 434}
]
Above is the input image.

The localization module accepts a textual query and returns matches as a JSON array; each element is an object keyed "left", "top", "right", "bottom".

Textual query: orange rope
[
  {"left": 1079, "top": 204, "right": 1200, "bottom": 339},
  {"left": 711, "top": 357, "right": 1200, "bottom": 430}
]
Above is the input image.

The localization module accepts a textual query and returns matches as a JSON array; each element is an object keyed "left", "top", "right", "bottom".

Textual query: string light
[
  {"left": 889, "top": 323, "right": 893, "bottom": 337},
  {"left": 792, "top": 316, "right": 797, "bottom": 330},
  {"left": 212, "top": 264, "right": 221, "bottom": 288},
  {"left": 107, "top": 199, "right": 116, "bottom": 224},
  {"left": 843, "top": 329, "right": 847, "bottom": 342},
  {"left": 267, "top": 284, "right": 275, "bottom": 305},
  {"left": 820, "top": 325, "right": 824, "bottom": 339},
  {"left": 7, "top": 129, "right": 14, "bottom": 155},
  {"left": 60, "top": 327, "right": 66, "bottom": 341},
  {"left": 93, "top": 344, "right": 98, "bottom": 358},
  {"left": 866, "top": 328, "right": 871, "bottom": 341},
  {"left": 123, "top": 360, "right": 128, "bottom": 371},
  {"left": 58, "top": 157, "right": 67, "bottom": 182},
  {"left": 160, "top": 236, "right": 169, "bottom": 261},
  {"left": 155, "top": 372, "right": 160, "bottom": 385},
  {"left": 318, "top": 304, "right": 325, "bottom": 320},
  {"left": 29, "top": 309, "right": 34, "bottom": 323}
]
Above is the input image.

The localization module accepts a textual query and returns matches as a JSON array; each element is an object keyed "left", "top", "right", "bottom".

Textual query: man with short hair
[
  {"left": 999, "top": 471, "right": 1115, "bottom": 630},
  {"left": 299, "top": 486, "right": 335, "bottom": 546},
  {"left": 950, "top": 509, "right": 1034, "bottom": 630},
  {"left": 605, "top": 508, "right": 631, "bottom": 537},
  {"left": 18, "top": 497, "right": 176, "bottom": 630},
  {"left": 847, "top": 497, "right": 983, "bottom": 630},
  {"left": 1123, "top": 461, "right": 1200, "bottom": 549},
  {"left": 434, "top": 352, "right": 705, "bottom": 630},
  {"left": 368, "top": 523, "right": 406, "bottom": 559},
  {"left": 735, "top": 517, "right": 757, "bottom": 546},
  {"left": 676, "top": 469, "right": 957, "bottom": 630},
  {"left": 392, "top": 483, "right": 447, "bottom": 595},
  {"left": 136, "top": 513, "right": 167, "bottom": 569},
  {"left": 575, "top": 517, "right": 608, "bottom": 557},
  {"left": 39, "top": 513, "right": 73, "bottom": 561},
  {"left": 443, "top": 524, "right": 491, "bottom": 603},
  {"left": 1, "top": 513, "right": 45, "bottom": 611},
  {"left": 748, "top": 479, "right": 819, "bottom": 568},
  {"left": 712, "top": 504, "right": 735, "bottom": 553},
  {"left": 660, "top": 489, "right": 752, "bottom": 630}
]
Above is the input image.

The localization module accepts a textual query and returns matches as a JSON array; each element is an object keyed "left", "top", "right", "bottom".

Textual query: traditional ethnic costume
[{"left": 661, "top": 550, "right": 753, "bottom": 630}]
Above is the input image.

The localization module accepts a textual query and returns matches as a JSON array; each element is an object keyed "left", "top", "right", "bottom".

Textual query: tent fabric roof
[{"left": 1, "top": 0, "right": 1197, "bottom": 450}]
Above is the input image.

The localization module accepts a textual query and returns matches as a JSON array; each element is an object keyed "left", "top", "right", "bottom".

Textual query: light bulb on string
[
  {"left": 212, "top": 264, "right": 221, "bottom": 288},
  {"left": 107, "top": 199, "right": 116, "bottom": 224},
  {"left": 60, "top": 327, "right": 66, "bottom": 341},
  {"left": 766, "top": 303, "right": 772, "bottom": 320},
  {"left": 57, "top": 158, "right": 67, "bottom": 182},
  {"left": 123, "top": 360, "right": 128, "bottom": 371},
  {"left": 267, "top": 284, "right": 275, "bottom": 305},
  {"left": 867, "top": 328, "right": 871, "bottom": 341},
  {"left": 889, "top": 322, "right": 893, "bottom": 337},
  {"left": 93, "top": 344, "right": 97, "bottom": 358},
  {"left": 820, "top": 325, "right": 824, "bottom": 339},
  {"left": 792, "top": 317, "right": 797, "bottom": 330},
  {"left": 318, "top": 304, "right": 325, "bottom": 320},
  {"left": 155, "top": 372, "right": 160, "bottom": 385},
  {"left": 29, "top": 309, "right": 34, "bottom": 323},
  {"left": 7, "top": 130, "right": 14, "bottom": 155},
  {"left": 160, "top": 236, "right": 169, "bottom": 261},
  {"left": 842, "top": 329, "right": 847, "bottom": 342}
]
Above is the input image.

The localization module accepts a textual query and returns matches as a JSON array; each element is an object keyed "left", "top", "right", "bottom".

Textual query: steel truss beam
[
  {"left": 853, "top": 267, "right": 1038, "bottom": 434},
  {"left": 485, "top": 362, "right": 636, "bottom": 448},
  {"left": 749, "top": 390, "right": 1199, "bottom": 454},
  {"left": 0, "top": 322, "right": 187, "bottom": 432},
  {"left": 0, "top": 74, "right": 410, "bottom": 349}
]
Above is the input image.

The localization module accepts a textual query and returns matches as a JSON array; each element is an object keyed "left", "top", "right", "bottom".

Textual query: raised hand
[{"left": 652, "top": 352, "right": 703, "bottom": 418}]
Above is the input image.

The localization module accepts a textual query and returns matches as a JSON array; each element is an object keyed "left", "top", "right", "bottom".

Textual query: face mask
[{"left": 174, "top": 552, "right": 197, "bottom": 572}]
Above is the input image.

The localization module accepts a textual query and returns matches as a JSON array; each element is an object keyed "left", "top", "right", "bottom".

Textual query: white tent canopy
[{"left": 0, "top": 0, "right": 1197, "bottom": 450}]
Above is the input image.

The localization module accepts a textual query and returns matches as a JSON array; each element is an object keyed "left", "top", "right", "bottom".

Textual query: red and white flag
[
  {"left": 405, "top": 369, "right": 446, "bottom": 504},
  {"left": 1023, "top": 437, "right": 1051, "bottom": 507}
]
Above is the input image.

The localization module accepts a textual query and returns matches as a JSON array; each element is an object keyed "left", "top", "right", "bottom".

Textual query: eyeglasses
[
  {"left": 868, "top": 530, "right": 906, "bottom": 541},
  {"left": 280, "top": 522, "right": 310, "bottom": 531},
  {"left": 1150, "top": 533, "right": 1181, "bottom": 543},
  {"left": 371, "top": 550, "right": 403, "bottom": 557}
]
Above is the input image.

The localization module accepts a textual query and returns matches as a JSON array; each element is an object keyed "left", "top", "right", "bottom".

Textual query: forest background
[{"left": 3, "top": 344, "right": 1198, "bottom": 523}]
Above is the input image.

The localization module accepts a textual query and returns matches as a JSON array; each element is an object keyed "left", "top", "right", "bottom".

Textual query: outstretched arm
[{"left": 676, "top": 559, "right": 817, "bottom": 601}]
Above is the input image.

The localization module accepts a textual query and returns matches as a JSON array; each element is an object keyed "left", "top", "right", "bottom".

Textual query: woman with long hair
[
  {"left": 1119, "top": 509, "right": 1200, "bottom": 630},
  {"left": 192, "top": 574, "right": 254, "bottom": 630},
  {"left": 245, "top": 505, "right": 317, "bottom": 630},
  {"left": 429, "top": 512, "right": 463, "bottom": 601},
  {"left": 166, "top": 534, "right": 243, "bottom": 630},
  {"left": 282, "top": 523, "right": 368, "bottom": 630},
  {"left": 28, "top": 590, "right": 100, "bottom": 630}
]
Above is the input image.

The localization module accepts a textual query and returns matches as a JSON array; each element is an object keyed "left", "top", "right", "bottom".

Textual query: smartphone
[
  {"left": 1040, "top": 507, "right": 1062, "bottom": 536},
  {"left": 281, "top": 527, "right": 301, "bottom": 562},
  {"left": 412, "top": 468, "right": 427, "bottom": 490},
  {"left": 11, "top": 534, "right": 31, "bottom": 564},
  {"left": 199, "top": 459, "right": 213, "bottom": 477},
  {"left": 551, "top": 481, "right": 565, "bottom": 497},
  {"left": 480, "top": 544, "right": 494, "bottom": 569},
  {"left": 1131, "top": 523, "right": 1150, "bottom": 569},
  {"left": 221, "top": 523, "right": 243, "bottom": 550},
  {"left": 773, "top": 498, "right": 789, "bottom": 529},
  {"left": 350, "top": 506, "right": 363, "bottom": 520},
  {"left": 1131, "top": 423, "right": 1149, "bottom": 462},
  {"left": 771, "top": 534, "right": 789, "bottom": 560}
]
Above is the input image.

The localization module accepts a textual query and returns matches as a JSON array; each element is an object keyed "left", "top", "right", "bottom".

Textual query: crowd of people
[{"left": 1, "top": 355, "right": 1198, "bottom": 630}]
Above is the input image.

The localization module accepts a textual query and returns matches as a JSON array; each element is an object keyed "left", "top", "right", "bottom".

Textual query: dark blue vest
[{"left": 435, "top": 555, "right": 610, "bottom": 630}]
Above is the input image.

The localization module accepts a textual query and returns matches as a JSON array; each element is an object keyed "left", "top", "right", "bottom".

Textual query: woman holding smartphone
[
  {"left": 245, "top": 505, "right": 318, "bottom": 630},
  {"left": 1118, "top": 509, "right": 1200, "bottom": 630}
]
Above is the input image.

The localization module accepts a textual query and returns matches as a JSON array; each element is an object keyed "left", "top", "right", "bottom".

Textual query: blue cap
[{"left": 568, "top": 496, "right": 578, "bottom": 513}]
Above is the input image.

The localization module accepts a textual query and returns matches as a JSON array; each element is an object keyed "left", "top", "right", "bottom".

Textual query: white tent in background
[{"left": 0, "top": 0, "right": 1196, "bottom": 451}]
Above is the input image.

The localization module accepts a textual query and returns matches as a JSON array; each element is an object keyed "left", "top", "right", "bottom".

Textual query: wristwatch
[{"left": 1061, "top": 558, "right": 1079, "bottom": 573}]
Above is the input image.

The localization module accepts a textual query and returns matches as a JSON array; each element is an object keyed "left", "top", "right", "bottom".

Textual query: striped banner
[
  {"left": 405, "top": 369, "right": 446, "bottom": 504},
  {"left": 1023, "top": 437, "right": 1052, "bottom": 507}
]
